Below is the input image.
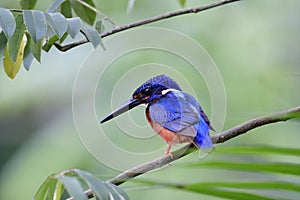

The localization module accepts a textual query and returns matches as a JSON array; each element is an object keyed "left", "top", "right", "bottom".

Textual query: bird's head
[{"left": 100, "top": 75, "right": 181, "bottom": 123}]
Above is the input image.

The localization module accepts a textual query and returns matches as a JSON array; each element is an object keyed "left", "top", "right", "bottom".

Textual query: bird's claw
[
  {"left": 164, "top": 144, "right": 173, "bottom": 158},
  {"left": 164, "top": 151, "right": 173, "bottom": 158}
]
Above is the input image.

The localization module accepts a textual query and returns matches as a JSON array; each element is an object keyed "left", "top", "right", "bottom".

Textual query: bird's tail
[{"left": 193, "top": 117, "right": 214, "bottom": 159}]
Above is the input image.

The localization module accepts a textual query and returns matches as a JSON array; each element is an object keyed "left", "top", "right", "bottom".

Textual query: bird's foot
[
  {"left": 164, "top": 144, "right": 173, "bottom": 158},
  {"left": 164, "top": 151, "right": 173, "bottom": 158}
]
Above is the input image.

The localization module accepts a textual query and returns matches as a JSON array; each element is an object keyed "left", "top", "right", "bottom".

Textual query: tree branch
[
  {"left": 211, "top": 106, "right": 300, "bottom": 143},
  {"left": 67, "top": 106, "right": 300, "bottom": 200},
  {"left": 55, "top": 0, "right": 241, "bottom": 52}
]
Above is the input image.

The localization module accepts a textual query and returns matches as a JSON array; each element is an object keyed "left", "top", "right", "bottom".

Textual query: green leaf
[
  {"left": 59, "top": 32, "right": 68, "bottom": 43},
  {"left": 104, "top": 183, "right": 121, "bottom": 200},
  {"left": 47, "top": 0, "right": 66, "bottom": 13},
  {"left": 216, "top": 145, "right": 300, "bottom": 157},
  {"left": 184, "top": 185, "right": 274, "bottom": 200},
  {"left": 31, "top": 39, "right": 43, "bottom": 62},
  {"left": 23, "top": 33, "right": 34, "bottom": 70},
  {"left": 34, "top": 174, "right": 64, "bottom": 200},
  {"left": 133, "top": 180, "right": 276, "bottom": 200},
  {"left": 0, "top": 31, "right": 7, "bottom": 63},
  {"left": 61, "top": 0, "right": 72, "bottom": 18},
  {"left": 108, "top": 183, "right": 130, "bottom": 200},
  {"left": 0, "top": 30, "right": 7, "bottom": 45},
  {"left": 23, "top": 10, "right": 47, "bottom": 43},
  {"left": 81, "top": 27, "right": 100, "bottom": 48},
  {"left": 136, "top": 179, "right": 300, "bottom": 194},
  {"left": 0, "top": 8, "right": 16, "bottom": 39},
  {"left": 178, "top": 0, "right": 186, "bottom": 7},
  {"left": 53, "top": 181, "right": 64, "bottom": 200},
  {"left": 154, "top": 179, "right": 299, "bottom": 200},
  {"left": 188, "top": 161, "right": 300, "bottom": 176},
  {"left": 44, "top": 178, "right": 58, "bottom": 200},
  {"left": 70, "top": 0, "right": 96, "bottom": 25},
  {"left": 187, "top": 182, "right": 300, "bottom": 193},
  {"left": 3, "top": 36, "right": 26, "bottom": 79},
  {"left": 131, "top": 145, "right": 300, "bottom": 200},
  {"left": 57, "top": 176, "right": 88, "bottom": 200},
  {"left": 68, "top": 169, "right": 129, "bottom": 200},
  {"left": 42, "top": 35, "right": 59, "bottom": 52},
  {"left": 66, "top": 17, "right": 82, "bottom": 38},
  {"left": 95, "top": 20, "right": 105, "bottom": 34},
  {"left": 45, "top": 13, "right": 68, "bottom": 37},
  {"left": 73, "top": 169, "right": 110, "bottom": 200},
  {"left": 8, "top": 14, "right": 26, "bottom": 62},
  {"left": 20, "top": 0, "right": 37, "bottom": 9},
  {"left": 34, "top": 176, "right": 55, "bottom": 200}
]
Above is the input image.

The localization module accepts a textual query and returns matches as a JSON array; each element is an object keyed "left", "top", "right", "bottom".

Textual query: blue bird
[{"left": 100, "top": 75, "right": 214, "bottom": 157}]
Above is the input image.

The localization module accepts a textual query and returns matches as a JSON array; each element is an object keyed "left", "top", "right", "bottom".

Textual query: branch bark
[
  {"left": 67, "top": 106, "right": 300, "bottom": 200},
  {"left": 55, "top": 0, "right": 241, "bottom": 52}
]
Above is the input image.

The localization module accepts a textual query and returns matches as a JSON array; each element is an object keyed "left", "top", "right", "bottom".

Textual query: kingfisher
[{"left": 100, "top": 75, "right": 214, "bottom": 157}]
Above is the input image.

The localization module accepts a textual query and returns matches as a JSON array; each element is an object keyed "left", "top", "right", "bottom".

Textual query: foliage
[
  {"left": 0, "top": 0, "right": 102, "bottom": 79},
  {"left": 131, "top": 145, "right": 300, "bottom": 200},
  {"left": 126, "top": 0, "right": 186, "bottom": 13},
  {"left": 34, "top": 145, "right": 300, "bottom": 199},
  {"left": 0, "top": 0, "right": 189, "bottom": 79},
  {"left": 35, "top": 169, "right": 129, "bottom": 200}
]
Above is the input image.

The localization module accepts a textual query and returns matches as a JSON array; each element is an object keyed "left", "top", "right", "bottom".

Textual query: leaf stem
[{"left": 74, "top": 0, "right": 115, "bottom": 27}]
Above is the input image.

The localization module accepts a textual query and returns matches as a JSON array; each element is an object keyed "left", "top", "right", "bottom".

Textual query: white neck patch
[
  {"left": 139, "top": 103, "right": 148, "bottom": 107},
  {"left": 161, "top": 88, "right": 179, "bottom": 95}
]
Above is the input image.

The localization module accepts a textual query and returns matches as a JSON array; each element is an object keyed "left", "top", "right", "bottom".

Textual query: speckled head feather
[
  {"left": 144, "top": 75, "right": 181, "bottom": 90},
  {"left": 132, "top": 75, "right": 181, "bottom": 98}
]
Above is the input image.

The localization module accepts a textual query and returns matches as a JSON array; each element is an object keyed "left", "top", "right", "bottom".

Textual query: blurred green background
[{"left": 0, "top": 0, "right": 300, "bottom": 199}]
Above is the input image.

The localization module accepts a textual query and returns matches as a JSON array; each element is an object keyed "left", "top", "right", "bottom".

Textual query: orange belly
[
  {"left": 157, "top": 127, "right": 193, "bottom": 144},
  {"left": 146, "top": 110, "right": 193, "bottom": 145}
]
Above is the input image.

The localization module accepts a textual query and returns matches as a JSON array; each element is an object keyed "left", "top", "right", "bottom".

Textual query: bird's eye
[{"left": 144, "top": 88, "right": 151, "bottom": 95}]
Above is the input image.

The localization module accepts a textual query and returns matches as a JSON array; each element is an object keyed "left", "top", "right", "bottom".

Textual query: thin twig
[
  {"left": 67, "top": 106, "right": 300, "bottom": 200},
  {"left": 55, "top": 0, "right": 241, "bottom": 52},
  {"left": 74, "top": 0, "right": 115, "bottom": 27}
]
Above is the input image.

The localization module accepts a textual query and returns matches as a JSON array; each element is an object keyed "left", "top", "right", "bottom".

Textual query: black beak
[{"left": 100, "top": 98, "right": 144, "bottom": 124}]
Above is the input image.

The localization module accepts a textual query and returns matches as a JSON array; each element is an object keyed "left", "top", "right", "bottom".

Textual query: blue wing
[
  {"left": 149, "top": 91, "right": 199, "bottom": 136},
  {"left": 149, "top": 90, "right": 213, "bottom": 149}
]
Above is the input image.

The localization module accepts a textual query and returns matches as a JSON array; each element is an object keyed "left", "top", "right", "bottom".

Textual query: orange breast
[{"left": 146, "top": 109, "right": 193, "bottom": 145}]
